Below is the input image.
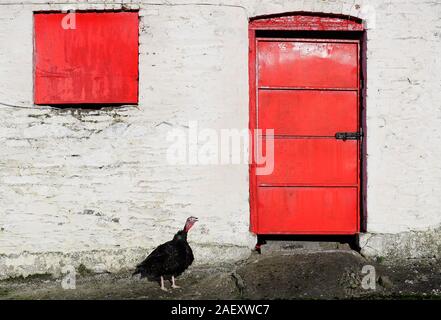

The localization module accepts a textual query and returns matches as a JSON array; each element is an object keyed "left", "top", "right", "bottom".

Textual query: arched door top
[{"left": 249, "top": 13, "right": 363, "bottom": 31}]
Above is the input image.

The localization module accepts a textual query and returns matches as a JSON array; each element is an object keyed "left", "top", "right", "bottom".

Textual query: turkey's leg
[
  {"left": 171, "top": 276, "right": 181, "bottom": 289},
  {"left": 160, "top": 276, "right": 168, "bottom": 291}
]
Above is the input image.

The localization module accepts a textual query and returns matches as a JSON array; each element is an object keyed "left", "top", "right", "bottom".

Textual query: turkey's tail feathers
[
  {"left": 132, "top": 263, "right": 154, "bottom": 279},
  {"left": 132, "top": 265, "right": 144, "bottom": 277}
]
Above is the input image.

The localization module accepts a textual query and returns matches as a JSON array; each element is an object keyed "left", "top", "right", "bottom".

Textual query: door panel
[
  {"left": 257, "top": 187, "right": 358, "bottom": 234},
  {"left": 252, "top": 38, "right": 361, "bottom": 235},
  {"left": 258, "top": 41, "right": 358, "bottom": 89},
  {"left": 257, "top": 138, "right": 358, "bottom": 185},
  {"left": 258, "top": 90, "right": 358, "bottom": 136}
]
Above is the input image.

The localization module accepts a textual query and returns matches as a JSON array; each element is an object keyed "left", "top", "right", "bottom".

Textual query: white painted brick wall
[{"left": 1, "top": 0, "right": 441, "bottom": 276}]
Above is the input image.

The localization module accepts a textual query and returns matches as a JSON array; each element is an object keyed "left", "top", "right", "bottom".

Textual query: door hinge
[{"left": 335, "top": 131, "right": 363, "bottom": 141}]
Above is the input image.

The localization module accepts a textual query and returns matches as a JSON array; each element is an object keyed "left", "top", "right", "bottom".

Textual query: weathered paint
[
  {"left": 249, "top": 14, "right": 364, "bottom": 31},
  {"left": 251, "top": 35, "right": 360, "bottom": 234},
  {"left": 258, "top": 90, "right": 358, "bottom": 136},
  {"left": 257, "top": 40, "right": 359, "bottom": 89},
  {"left": 257, "top": 187, "right": 359, "bottom": 234},
  {"left": 34, "top": 12, "right": 139, "bottom": 104},
  {"left": 0, "top": 0, "right": 441, "bottom": 277}
]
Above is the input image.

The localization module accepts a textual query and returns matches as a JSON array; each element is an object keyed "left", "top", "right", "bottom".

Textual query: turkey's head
[{"left": 183, "top": 216, "right": 198, "bottom": 232}]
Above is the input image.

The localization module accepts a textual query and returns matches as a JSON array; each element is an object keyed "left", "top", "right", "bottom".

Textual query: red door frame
[{"left": 249, "top": 13, "right": 367, "bottom": 234}]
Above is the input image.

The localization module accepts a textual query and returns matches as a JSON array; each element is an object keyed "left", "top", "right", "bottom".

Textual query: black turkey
[{"left": 133, "top": 216, "right": 198, "bottom": 291}]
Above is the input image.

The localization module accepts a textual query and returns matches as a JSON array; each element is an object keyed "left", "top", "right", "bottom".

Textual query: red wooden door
[{"left": 252, "top": 38, "right": 360, "bottom": 234}]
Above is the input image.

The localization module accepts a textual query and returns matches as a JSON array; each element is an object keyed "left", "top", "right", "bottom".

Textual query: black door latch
[{"left": 335, "top": 132, "right": 363, "bottom": 141}]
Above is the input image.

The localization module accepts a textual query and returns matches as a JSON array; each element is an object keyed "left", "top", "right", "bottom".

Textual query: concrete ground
[{"left": 1, "top": 242, "right": 441, "bottom": 300}]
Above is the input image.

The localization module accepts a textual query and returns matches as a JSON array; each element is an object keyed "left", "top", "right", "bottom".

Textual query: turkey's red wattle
[{"left": 184, "top": 221, "right": 195, "bottom": 232}]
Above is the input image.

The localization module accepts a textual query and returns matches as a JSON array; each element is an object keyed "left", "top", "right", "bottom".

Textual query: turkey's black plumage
[{"left": 133, "top": 230, "right": 194, "bottom": 281}]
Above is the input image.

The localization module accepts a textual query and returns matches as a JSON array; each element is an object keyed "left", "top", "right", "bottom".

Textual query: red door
[{"left": 251, "top": 38, "right": 361, "bottom": 234}]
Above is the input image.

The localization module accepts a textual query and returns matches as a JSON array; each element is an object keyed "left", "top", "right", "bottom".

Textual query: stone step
[{"left": 259, "top": 240, "right": 353, "bottom": 255}]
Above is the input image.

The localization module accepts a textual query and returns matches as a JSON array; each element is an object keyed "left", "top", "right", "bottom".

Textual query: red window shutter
[{"left": 34, "top": 12, "right": 139, "bottom": 105}]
